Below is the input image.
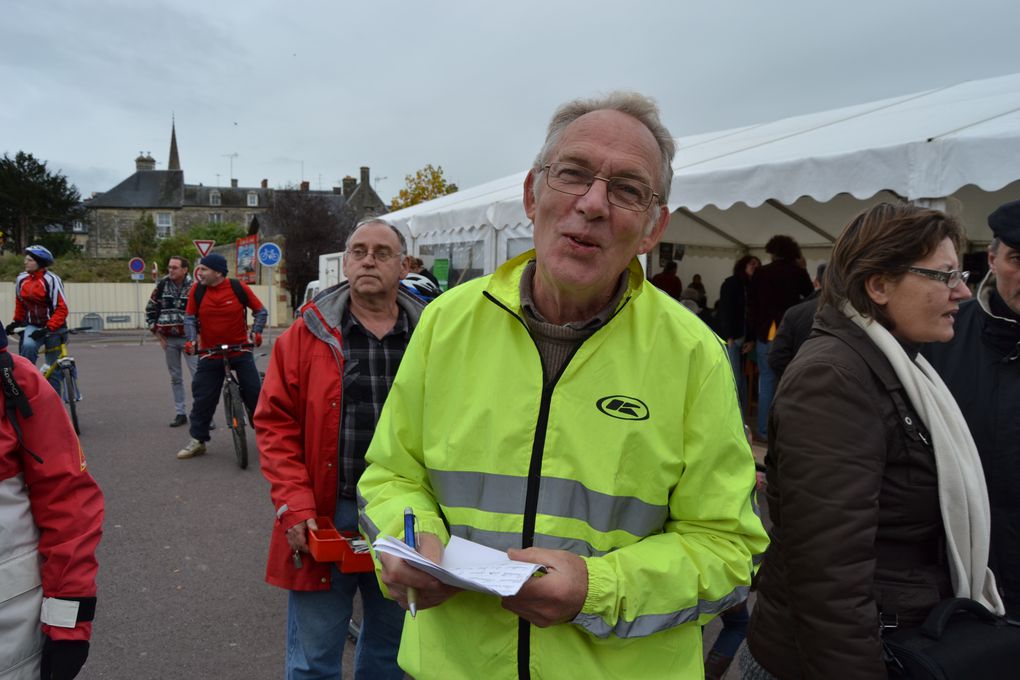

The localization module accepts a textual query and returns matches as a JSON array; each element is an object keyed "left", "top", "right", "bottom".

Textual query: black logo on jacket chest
[{"left": 596, "top": 395, "right": 649, "bottom": 421}]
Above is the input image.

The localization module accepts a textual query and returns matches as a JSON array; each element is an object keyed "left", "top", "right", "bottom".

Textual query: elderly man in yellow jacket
[{"left": 358, "top": 92, "right": 768, "bottom": 680}]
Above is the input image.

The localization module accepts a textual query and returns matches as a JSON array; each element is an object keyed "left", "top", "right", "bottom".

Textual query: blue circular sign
[
  {"left": 258, "top": 242, "right": 282, "bottom": 267},
  {"left": 128, "top": 257, "right": 145, "bottom": 273}
]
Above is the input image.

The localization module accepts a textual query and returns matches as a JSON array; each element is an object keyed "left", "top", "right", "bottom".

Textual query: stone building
[{"left": 83, "top": 123, "right": 383, "bottom": 257}]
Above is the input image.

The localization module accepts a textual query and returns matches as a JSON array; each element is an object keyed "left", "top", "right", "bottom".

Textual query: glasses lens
[
  {"left": 948, "top": 270, "right": 969, "bottom": 288},
  {"left": 608, "top": 178, "right": 654, "bottom": 210},
  {"left": 546, "top": 163, "right": 592, "bottom": 195}
]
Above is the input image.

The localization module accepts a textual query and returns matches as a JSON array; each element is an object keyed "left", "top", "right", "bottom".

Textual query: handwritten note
[{"left": 372, "top": 535, "right": 545, "bottom": 597}]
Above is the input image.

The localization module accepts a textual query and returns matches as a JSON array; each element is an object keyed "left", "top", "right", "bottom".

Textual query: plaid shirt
[{"left": 338, "top": 306, "right": 411, "bottom": 498}]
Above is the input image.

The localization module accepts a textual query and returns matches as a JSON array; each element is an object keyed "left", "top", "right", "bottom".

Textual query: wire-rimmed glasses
[{"left": 541, "top": 162, "right": 659, "bottom": 211}]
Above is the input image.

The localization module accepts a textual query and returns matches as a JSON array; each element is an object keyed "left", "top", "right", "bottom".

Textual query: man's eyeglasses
[
  {"left": 346, "top": 247, "right": 403, "bottom": 263},
  {"left": 907, "top": 267, "right": 970, "bottom": 289},
  {"left": 541, "top": 162, "right": 659, "bottom": 212}
]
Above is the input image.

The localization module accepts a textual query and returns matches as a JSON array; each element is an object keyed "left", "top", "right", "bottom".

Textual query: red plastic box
[{"left": 307, "top": 516, "right": 374, "bottom": 573}]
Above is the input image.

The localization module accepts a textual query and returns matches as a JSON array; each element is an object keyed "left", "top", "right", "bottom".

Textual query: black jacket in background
[{"left": 768, "top": 291, "right": 819, "bottom": 378}]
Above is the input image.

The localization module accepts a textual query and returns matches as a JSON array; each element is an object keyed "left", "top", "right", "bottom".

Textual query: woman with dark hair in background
[
  {"left": 718, "top": 254, "right": 760, "bottom": 418},
  {"left": 743, "top": 204, "right": 1003, "bottom": 679}
]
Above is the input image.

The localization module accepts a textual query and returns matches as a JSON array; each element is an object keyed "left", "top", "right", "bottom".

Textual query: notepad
[{"left": 372, "top": 535, "right": 546, "bottom": 597}]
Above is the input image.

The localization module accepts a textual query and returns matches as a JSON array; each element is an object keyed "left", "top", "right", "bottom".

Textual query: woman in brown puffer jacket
[{"left": 742, "top": 203, "right": 1004, "bottom": 679}]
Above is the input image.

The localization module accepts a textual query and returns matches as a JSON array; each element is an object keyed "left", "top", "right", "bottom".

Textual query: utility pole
[{"left": 222, "top": 152, "right": 238, "bottom": 183}]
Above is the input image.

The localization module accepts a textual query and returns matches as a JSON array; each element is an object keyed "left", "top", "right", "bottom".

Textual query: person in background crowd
[
  {"left": 175, "top": 253, "right": 267, "bottom": 461},
  {"left": 923, "top": 199, "right": 1020, "bottom": 618},
  {"left": 407, "top": 255, "right": 441, "bottom": 290},
  {"left": 745, "top": 235, "right": 813, "bottom": 442},
  {"left": 744, "top": 203, "right": 1003, "bottom": 679},
  {"left": 649, "top": 259, "right": 684, "bottom": 299},
  {"left": 0, "top": 319, "right": 104, "bottom": 680},
  {"left": 689, "top": 273, "right": 708, "bottom": 308},
  {"left": 767, "top": 262, "right": 826, "bottom": 380},
  {"left": 6, "top": 245, "right": 70, "bottom": 392},
  {"left": 358, "top": 91, "right": 767, "bottom": 680},
  {"left": 146, "top": 255, "right": 198, "bottom": 427},
  {"left": 256, "top": 219, "right": 421, "bottom": 679},
  {"left": 717, "top": 255, "right": 760, "bottom": 418}
]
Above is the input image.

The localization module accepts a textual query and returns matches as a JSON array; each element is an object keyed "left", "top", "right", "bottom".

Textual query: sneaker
[
  {"left": 169, "top": 414, "right": 188, "bottom": 428},
  {"left": 176, "top": 438, "right": 206, "bottom": 460}
]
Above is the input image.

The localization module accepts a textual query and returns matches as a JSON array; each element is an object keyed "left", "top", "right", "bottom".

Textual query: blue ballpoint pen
[{"left": 404, "top": 507, "right": 418, "bottom": 618}]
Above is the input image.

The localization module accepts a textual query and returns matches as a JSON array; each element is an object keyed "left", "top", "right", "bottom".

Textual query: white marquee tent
[{"left": 382, "top": 72, "right": 1020, "bottom": 294}]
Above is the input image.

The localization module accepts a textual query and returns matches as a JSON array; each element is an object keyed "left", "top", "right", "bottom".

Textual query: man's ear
[
  {"left": 523, "top": 170, "right": 538, "bottom": 223},
  {"left": 865, "top": 273, "right": 891, "bottom": 306},
  {"left": 637, "top": 205, "right": 670, "bottom": 255}
]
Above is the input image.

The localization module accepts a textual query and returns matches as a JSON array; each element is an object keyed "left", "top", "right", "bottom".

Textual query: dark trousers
[{"left": 189, "top": 353, "right": 261, "bottom": 442}]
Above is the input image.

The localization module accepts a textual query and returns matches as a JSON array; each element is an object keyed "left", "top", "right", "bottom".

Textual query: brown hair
[{"left": 821, "top": 202, "right": 966, "bottom": 329}]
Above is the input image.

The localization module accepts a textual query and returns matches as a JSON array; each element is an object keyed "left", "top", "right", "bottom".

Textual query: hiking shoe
[
  {"left": 169, "top": 414, "right": 188, "bottom": 428},
  {"left": 176, "top": 438, "right": 206, "bottom": 459}
]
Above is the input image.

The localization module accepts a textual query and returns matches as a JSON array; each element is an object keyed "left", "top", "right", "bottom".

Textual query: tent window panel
[
  {"left": 507, "top": 237, "right": 533, "bottom": 261},
  {"left": 420, "top": 240, "right": 484, "bottom": 289}
]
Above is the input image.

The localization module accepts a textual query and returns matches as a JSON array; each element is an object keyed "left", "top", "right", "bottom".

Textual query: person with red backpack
[
  {"left": 0, "top": 319, "right": 104, "bottom": 679},
  {"left": 175, "top": 253, "right": 267, "bottom": 461}
]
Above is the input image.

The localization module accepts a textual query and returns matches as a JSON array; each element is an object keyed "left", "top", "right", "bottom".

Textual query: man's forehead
[
  {"left": 551, "top": 110, "right": 660, "bottom": 174},
  {"left": 350, "top": 222, "right": 401, "bottom": 248}
]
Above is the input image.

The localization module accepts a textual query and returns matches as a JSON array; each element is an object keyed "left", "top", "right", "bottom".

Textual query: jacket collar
[
  {"left": 812, "top": 303, "right": 904, "bottom": 391},
  {"left": 300, "top": 281, "right": 424, "bottom": 348},
  {"left": 975, "top": 270, "right": 1018, "bottom": 326},
  {"left": 484, "top": 249, "right": 646, "bottom": 316}
]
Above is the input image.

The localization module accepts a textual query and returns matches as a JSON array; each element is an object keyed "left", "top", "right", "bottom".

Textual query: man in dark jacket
[
  {"left": 768, "top": 262, "right": 826, "bottom": 379},
  {"left": 746, "top": 235, "right": 814, "bottom": 440},
  {"left": 146, "top": 255, "right": 197, "bottom": 427},
  {"left": 923, "top": 200, "right": 1020, "bottom": 617}
]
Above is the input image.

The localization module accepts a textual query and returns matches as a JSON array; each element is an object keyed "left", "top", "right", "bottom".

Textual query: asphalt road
[
  {"left": 67, "top": 331, "right": 743, "bottom": 680},
  {"left": 67, "top": 332, "right": 353, "bottom": 680}
]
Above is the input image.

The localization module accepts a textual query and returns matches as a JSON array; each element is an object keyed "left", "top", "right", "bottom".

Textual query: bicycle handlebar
[{"left": 196, "top": 343, "right": 256, "bottom": 356}]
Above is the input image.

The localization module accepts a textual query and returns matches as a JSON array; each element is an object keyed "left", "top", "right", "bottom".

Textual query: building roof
[{"left": 86, "top": 170, "right": 185, "bottom": 209}]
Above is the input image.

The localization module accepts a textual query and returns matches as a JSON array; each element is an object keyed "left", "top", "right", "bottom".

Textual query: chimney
[
  {"left": 231, "top": 178, "right": 239, "bottom": 188},
  {"left": 135, "top": 152, "right": 156, "bottom": 172},
  {"left": 261, "top": 179, "right": 268, "bottom": 188},
  {"left": 360, "top": 166, "right": 370, "bottom": 187},
  {"left": 342, "top": 176, "right": 357, "bottom": 199},
  {"left": 300, "top": 180, "right": 310, "bottom": 192}
]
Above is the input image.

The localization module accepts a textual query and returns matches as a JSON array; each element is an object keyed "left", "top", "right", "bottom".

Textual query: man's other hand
[
  {"left": 502, "top": 547, "right": 588, "bottom": 627},
  {"left": 251, "top": 332, "right": 263, "bottom": 348},
  {"left": 30, "top": 328, "right": 48, "bottom": 342},
  {"left": 184, "top": 341, "right": 195, "bottom": 355},
  {"left": 379, "top": 531, "right": 460, "bottom": 612},
  {"left": 285, "top": 517, "right": 318, "bottom": 553}
]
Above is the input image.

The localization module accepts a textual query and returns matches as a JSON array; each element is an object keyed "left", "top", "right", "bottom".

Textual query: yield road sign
[
  {"left": 257, "top": 242, "right": 282, "bottom": 267},
  {"left": 193, "top": 240, "right": 216, "bottom": 257},
  {"left": 128, "top": 257, "right": 145, "bottom": 273}
]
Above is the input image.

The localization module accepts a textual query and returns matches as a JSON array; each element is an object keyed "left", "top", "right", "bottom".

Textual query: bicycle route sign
[
  {"left": 257, "top": 242, "right": 282, "bottom": 267},
  {"left": 128, "top": 257, "right": 145, "bottom": 273}
]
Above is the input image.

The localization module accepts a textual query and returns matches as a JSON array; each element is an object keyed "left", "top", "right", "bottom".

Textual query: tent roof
[{"left": 382, "top": 72, "right": 1020, "bottom": 245}]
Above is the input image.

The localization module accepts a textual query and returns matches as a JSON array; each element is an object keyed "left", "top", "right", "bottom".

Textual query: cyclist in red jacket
[
  {"left": 5, "top": 245, "right": 70, "bottom": 392},
  {"left": 0, "top": 319, "right": 104, "bottom": 679}
]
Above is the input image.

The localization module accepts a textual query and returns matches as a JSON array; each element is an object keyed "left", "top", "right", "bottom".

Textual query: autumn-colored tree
[{"left": 389, "top": 164, "right": 458, "bottom": 211}]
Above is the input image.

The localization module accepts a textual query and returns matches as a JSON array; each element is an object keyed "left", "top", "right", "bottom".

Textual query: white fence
[{"left": 1, "top": 282, "right": 289, "bottom": 330}]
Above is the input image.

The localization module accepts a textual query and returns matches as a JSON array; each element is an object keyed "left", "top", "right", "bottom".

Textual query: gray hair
[
  {"left": 346, "top": 218, "right": 407, "bottom": 252},
  {"left": 533, "top": 91, "right": 676, "bottom": 205}
]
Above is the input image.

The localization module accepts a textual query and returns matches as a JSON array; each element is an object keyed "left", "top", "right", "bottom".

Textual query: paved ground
[{"left": 65, "top": 330, "right": 753, "bottom": 679}]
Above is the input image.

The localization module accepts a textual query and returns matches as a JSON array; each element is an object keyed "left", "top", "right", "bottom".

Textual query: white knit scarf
[{"left": 843, "top": 302, "right": 1005, "bottom": 615}]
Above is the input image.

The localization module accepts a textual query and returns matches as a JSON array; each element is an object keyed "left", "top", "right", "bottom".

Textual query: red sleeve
[
  {"left": 17, "top": 355, "right": 104, "bottom": 641},
  {"left": 239, "top": 282, "right": 265, "bottom": 312},
  {"left": 13, "top": 279, "right": 26, "bottom": 322},
  {"left": 46, "top": 288, "right": 69, "bottom": 331},
  {"left": 185, "top": 285, "right": 198, "bottom": 315},
  {"left": 253, "top": 322, "right": 315, "bottom": 531}
]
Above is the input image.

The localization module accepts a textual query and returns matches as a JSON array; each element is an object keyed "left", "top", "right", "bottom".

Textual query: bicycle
[
  {"left": 196, "top": 343, "right": 255, "bottom": 469},
  {"left": 14, "top": 326, "right": 85, "bottom": 434}
]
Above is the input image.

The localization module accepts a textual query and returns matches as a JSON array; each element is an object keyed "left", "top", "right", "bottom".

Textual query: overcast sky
[{"left": 3, "top": 0, "right": 1019, "bottom": 203}]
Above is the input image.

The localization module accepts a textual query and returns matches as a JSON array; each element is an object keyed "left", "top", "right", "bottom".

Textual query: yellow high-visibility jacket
[{"left": 359, "top": 252, "right": 768, "bottom": 680}]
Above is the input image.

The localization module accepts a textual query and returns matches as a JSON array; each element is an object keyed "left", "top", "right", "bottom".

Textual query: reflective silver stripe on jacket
[
  {"left": 450, "top": 524, "right": 602, "bottom": 556},
  {"left": 430, "top": 469, "right": 668, "bottom": 538},
  {"left": 574, "top": 584, "right": 750, "bottom": 639}
]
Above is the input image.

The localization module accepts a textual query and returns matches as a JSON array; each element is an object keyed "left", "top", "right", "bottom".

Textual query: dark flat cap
[{"left": 988, "top": 199, "right": 1020, "bottom": 248}]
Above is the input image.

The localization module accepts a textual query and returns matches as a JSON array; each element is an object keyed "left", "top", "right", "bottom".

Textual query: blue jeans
[
  {"left": 163, "top": 335, "right": 197, "bottom": 415},
  {"left": 726, "top": 339, "right": 748, "bottom": 417},
  {"left": 19, "top": 325, "right": 67, "bottom": 393},
  {"left": 710, "top": 601, "right": 750, "bottom": 658},
  {"left": 755, "top": 340, "right": 776, "bottom": 439},
  {"left": 285, "top": 498, "right": 404, "bottom": 680},
  {"left": 189, "top": 352, "right": 261, "bottom": 442}
]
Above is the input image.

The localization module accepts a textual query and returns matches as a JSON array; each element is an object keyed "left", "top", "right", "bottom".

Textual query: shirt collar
[{"left": 519, "top": 260, "right": 627, "bottom": 331}]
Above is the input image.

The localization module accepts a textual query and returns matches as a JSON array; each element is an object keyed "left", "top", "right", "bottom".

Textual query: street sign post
[
  {"left": 257, "top": 242, "right": 282, "bottom": 329},
  {"left": 194, "top": 240, "right": 216, "bottom": 257},
  {"left": 128, "top": 258, "right": 146, "bottom": 328}
]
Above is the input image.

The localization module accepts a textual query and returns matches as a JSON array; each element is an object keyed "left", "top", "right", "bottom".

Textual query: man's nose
[{"left": 576, "top": 177, "right": 611, "bottom": 218}]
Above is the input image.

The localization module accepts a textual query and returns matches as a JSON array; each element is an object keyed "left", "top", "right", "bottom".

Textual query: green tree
[
  {"left": 36, "top": 231, "right": 82, "bottom": 258},
  {"left": 153, "top": 222, "right": 246, "bottom": 271},
  {"left": 0, "top": 151, "right": 83, "bottom": 252},
  {"left": 126, "top": 213, "right": 157, "bottom": 261},
  {"left": 389, "top": 163, "right": 458, "bottom": 211}
]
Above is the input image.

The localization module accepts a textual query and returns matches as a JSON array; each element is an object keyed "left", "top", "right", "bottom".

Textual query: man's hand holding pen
[{"left": 379, "top": 532, "right": 460, "bottom": 614}]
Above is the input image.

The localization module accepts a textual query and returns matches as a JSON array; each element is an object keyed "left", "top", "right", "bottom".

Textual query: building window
[
  {"left": 247, "top": 191, "right": 258, "bottom": 207},
  {"left": 209, "top": 213, "right": 223, "bottom": 224},
  {"left": 210, "top": 190, "right": 221, "bottom": 206},
  {"left": 156, "top": 212, "right": 173, "bottom": 239},
  {"left": 72, "top": 220, "right": 86, "bottom": 233}
]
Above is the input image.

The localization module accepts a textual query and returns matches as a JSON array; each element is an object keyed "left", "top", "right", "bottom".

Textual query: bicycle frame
[{"left": 196, "top": 343, "right": 255, "bottom": 469}]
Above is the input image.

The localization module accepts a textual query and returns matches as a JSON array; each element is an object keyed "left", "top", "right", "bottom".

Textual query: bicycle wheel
[
  {"left": 224, "top": 381, "right": 248, "bottom": 469},
  {"left": 62, "top": 365, "right": 80, "bottom": 435}
]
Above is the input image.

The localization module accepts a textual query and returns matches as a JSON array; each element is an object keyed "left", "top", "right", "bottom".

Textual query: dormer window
[
  {"left": 247, "top": 191, "right": 258, "bottom": 207},
  {"left": 210, "top": 190, "right": 221, "bottom": 206}
]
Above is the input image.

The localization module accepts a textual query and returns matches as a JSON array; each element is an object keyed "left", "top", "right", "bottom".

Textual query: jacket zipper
[{"left": 483, "top": 290, "right": 631, "bottom": 680}]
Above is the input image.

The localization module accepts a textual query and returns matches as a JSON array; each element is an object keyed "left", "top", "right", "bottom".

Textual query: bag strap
[
  {"left": 0, "top": 351, "right": 43, "bottom": 464},
  {"left": 193, "top": 279, "right": 249, "bottom": 313},
  {"left": 921, "top": 597, "right": 1001, "bottom": 640}
]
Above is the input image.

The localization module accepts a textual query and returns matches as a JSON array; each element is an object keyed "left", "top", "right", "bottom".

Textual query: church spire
[{"left": 168, "top": 116, "right": 181, "bottom": 171}]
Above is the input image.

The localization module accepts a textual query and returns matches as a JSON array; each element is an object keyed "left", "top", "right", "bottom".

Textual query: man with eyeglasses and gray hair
[
  {"left": 357, "top": 92, "right": 768, "bottom": 679},
  {"left": 923, "top": 199, "right": 1020, "bottom": 619},
  {"left": 255, "top": 218, "right": 425, "bottom": 678}
]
